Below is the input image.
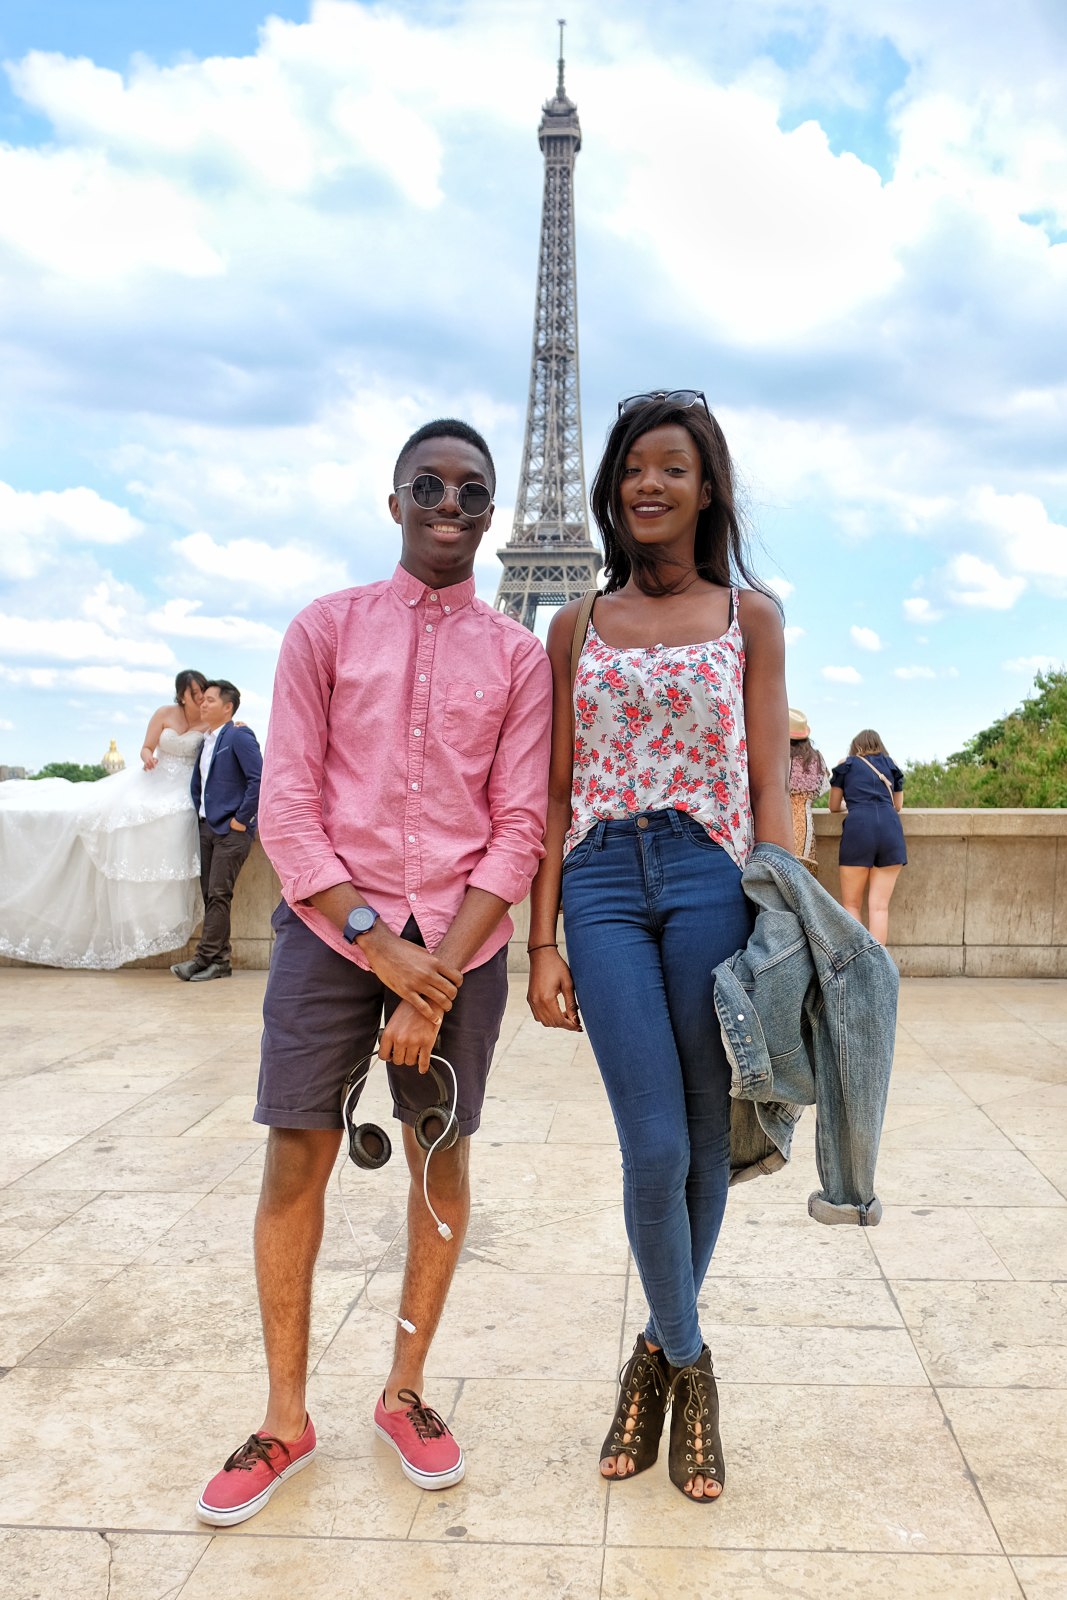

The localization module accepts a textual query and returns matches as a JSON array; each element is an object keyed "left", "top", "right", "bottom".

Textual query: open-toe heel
[
  {"left": 600, "top": 1333, "right": 670, "bottom": 1479},
  {"left": 667, "top": 1346, "right": 725, "bottom": 1503}
]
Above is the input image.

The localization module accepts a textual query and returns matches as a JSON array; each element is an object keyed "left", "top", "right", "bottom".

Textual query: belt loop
[
  {"left": 592, "top": 820, "right": 607, "bottom": 850},
  {"left": 667, "top": 807, "right": 684, "bottom": 835}
]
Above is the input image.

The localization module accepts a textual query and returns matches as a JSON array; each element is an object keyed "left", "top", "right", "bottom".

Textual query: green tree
[
  {"left": 904, "top": 669, "right": 1067, "bottom": 807},
  {"left": 30, "top": 761, "right": 108, "bottom": 783}
]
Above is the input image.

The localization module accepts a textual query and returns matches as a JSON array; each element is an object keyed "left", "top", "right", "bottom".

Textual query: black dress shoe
[
  {"left": 171, "top": 957, "right": 208, "bottom": 981},
  {"left": 188, "top": 962, "right": 233, "bottom": 982}
]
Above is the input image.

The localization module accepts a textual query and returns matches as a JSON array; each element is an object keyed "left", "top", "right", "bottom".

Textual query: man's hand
[
  {"left": 359, "top": 922, "right": 462, "bottom": 1022},
  {"left": 379, "top": 1000, "right": 442, "bottom": 1073},
  {"left": 229, "top": 817, "right": 248, "bottom": 832}
]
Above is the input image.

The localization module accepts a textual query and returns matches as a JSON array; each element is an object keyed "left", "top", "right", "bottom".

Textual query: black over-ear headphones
[{"left": 341, "top": 1052, "right": 458, "bottom": 1171}]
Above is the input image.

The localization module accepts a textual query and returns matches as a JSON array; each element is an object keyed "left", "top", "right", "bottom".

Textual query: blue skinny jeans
[{"left": 562, "top": 809, "right": 754, "bottom": 1367}]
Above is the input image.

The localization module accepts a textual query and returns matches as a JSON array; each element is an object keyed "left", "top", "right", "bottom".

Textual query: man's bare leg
[
  {"left": 382, "top": 1126, "right": 470, "bottom": 1409},
  {"left": 256, "top": 1126, "right": 342, "bottom": 1439}
]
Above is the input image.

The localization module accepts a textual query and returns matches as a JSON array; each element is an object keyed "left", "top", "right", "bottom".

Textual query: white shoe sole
[
  {"left": 374, "top": 1423, "right": 466, "bottom": 1490},
  {"left": 195, "top": 1444, "right": 316, "bottom": 1526}
]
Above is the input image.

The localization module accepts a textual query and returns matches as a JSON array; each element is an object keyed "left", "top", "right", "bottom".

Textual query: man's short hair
[
  {"left": 206, "top": 679, "right": 240, "bottom": 715},
  {"left": 393, "top": 419, "right": 496, "bottom": 496}
]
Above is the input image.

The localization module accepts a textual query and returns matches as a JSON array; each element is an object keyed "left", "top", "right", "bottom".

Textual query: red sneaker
[
  {"left": 196, "top": 1415, "right": 316, "bottom": 1526},
  {"left": 374, "top": 1389, "right": 465, "bottom": 1490}
]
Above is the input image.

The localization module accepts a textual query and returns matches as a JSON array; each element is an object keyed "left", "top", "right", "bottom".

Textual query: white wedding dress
[{"left": 0, "top": 726, "right": 204, "bottom": 969}]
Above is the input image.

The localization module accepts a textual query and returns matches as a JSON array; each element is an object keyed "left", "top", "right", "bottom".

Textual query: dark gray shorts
[{"left": 255, "top": 901, "right": 509, "bottom": 1136}]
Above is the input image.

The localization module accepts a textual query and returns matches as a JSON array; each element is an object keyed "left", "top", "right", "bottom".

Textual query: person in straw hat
[{"left": 788, "top": 708, "right": 829, "bottom": 870}]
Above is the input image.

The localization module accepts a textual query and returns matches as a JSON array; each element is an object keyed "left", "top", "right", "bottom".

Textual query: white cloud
[
  {"left": 783, "top": 625, "right": 805, "bottom": 645},
  {"left": 0, "top": 664, "right": 174, "bottom": 696},
  {"left": 147, "top": 598, "right": 283, "bottom": 650},
  {"left": 1003, "top": 654, "right": 1063, "bottom": 674},
  {"left": 945, "top": 552, "right": 1026, "bottom": 610},
  {"left": 821, "top": 665, "right": 863, "bottom": 684},
  {"left": 766, "top": 576, "right": 795, "bottom": 601},
  {"left": 0, "top": 145, "right": 224, "bottom": 283},
  {"left": 849, "top": 625, "right": 883, "bottom": 652},
  {"left": 172, "top": 530, "right": 349, "bottom": 599},
  {"left": 0, "top": 483, "right": 143, "bottom": 579},
  {"left": 894, "top": 666, "right": 937, "bottom": 680},
  {"left": 966, "top": 486, "right": 1067, "bottom": 586},
  {"left": 903, "top": 597, "right": 943, "bottom": 623},
  {"left": 0, "top": 614, "right": 175, "bottom": 667},
  {"left": 0, "top": 717, "right": 15, "bottom": 730}
]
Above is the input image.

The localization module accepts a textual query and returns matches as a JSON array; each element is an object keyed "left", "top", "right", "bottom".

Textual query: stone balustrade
[{"left": 5, "top": 810, "right": 1065, "bottom": 978}]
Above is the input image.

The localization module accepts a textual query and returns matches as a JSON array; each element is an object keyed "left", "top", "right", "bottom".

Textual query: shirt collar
[{"left": 390, "top": 562, "right": 476, "bottom": 612}]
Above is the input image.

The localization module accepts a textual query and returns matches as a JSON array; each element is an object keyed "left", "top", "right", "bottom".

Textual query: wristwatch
[{"left": 343, "top": 905, "right": 380, "bottom": 943}]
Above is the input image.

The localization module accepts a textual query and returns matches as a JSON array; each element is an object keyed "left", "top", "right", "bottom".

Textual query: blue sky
[{"left": 1, "top": 0, "right": 1064, "bottom": 772}]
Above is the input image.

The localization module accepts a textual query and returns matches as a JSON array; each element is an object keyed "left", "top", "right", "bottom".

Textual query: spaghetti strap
[{"left": 729, "top": 585, "right": 738, "bottom": 625}]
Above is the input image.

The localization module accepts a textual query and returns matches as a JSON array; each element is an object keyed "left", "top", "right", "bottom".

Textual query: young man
[
  {"left": 172, "top": 679, "right": 262, "bottom": 983},
  {"left": 197, "top": 420, "right": 552, "bottom": 1525}
]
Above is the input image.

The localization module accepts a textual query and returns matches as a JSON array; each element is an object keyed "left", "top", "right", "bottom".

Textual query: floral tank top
[{"left": 567, "top": 590, "right": 753, "bottom": 870}]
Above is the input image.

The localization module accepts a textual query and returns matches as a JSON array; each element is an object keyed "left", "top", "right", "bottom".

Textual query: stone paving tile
[
  {"left": 603, "top": 1550, "right": 1024, "bottom": 1599},
  {"left": 0, "top": 967, "right": 1064, "bottom": 1600}
]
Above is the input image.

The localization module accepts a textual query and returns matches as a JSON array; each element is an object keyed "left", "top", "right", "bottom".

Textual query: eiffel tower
[{"left": 494, "top": 21, "right": 601, "bottom": 628}]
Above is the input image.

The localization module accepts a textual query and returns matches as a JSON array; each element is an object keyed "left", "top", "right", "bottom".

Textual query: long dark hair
[
  {"left": 589, "top": 397, "right": 771, "bottom": 598},
  {"left": 174, "top": 669, "right": 207, "bottom": 706}
]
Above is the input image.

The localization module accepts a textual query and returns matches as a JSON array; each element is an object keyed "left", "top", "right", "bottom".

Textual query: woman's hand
[
  {"left": 141, "top": 745, "right": 158, "bottom": 771},
  {"left": 527, "top": 947, "right": 582, "bottom": 1031}
]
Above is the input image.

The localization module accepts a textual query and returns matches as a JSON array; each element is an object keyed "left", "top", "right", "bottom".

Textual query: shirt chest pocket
[{"left": 441, "top": 680, "right": 508, "bottom": 761}]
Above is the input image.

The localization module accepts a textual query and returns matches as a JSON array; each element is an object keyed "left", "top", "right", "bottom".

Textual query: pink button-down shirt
[{"left": 259, "top": 564, "right": 552, "bottom": 972}]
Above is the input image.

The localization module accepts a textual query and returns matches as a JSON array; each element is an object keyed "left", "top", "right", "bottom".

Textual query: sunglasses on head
[
  {"left": 617, "top": 389, "right": 710, "bottom": 418},
  {"left": 396, "top": 474, "right": 493, "bottom": 518}
]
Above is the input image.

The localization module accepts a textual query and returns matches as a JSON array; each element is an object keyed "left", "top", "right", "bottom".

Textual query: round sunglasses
[
  {"left": 617, "top": 389, "right": 710, "bottom": 417},
  {"left": 396, "top": 474, "right": 493, "bottom": 518}
]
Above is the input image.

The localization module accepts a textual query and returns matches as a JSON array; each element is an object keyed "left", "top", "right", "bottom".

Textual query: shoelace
[
  {"left": 669, "top": 1364, "right": 717, "bottom": 1471},
  {"left": 224, "top": 1433, "right": 291, "bottom": 1475},
  {"left": 396, "top": 1388, "right": 449, "bottom": 1442},
  {"left": 610, "top": 1346, "right": 669, "bottom": 1452}
]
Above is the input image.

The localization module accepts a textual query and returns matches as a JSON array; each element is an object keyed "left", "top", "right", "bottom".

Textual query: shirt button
[
  {"left": 408, "top": 834, "right": 416, "bottom": 843},
  {"left": 413, "top": 728, "right": 422, "bottom": 737},
  {"left": 444, "top": 606, "right": 451, "bottom": 614},
  {"left": 409, "top": 599, "right": 416, "bottom": 607},
  {"left": 737, "top": 1013, "right": 745, "bottom": 1021},
  {"left": 425, "top": 624, "right": 433, "bottom": 633},
  {"left": 411, "top": 781, "right": 419, "bottom": 791},
  {"left": 409, "top": 892, "right": 417, "bottom": 901},
  {"left": 429, "top": 592, "right": 438, "bottom": 601},
  {"left": 418, "top": 674, "right": 427, "bottom": 683},
  {"left": 475, "top": 689, "right": 484, "bottom": 699}
]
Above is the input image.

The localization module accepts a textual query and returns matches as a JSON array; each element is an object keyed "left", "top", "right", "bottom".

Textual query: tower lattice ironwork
[{"left": 494, "top": 22, "right": 600, "bottom": 628}]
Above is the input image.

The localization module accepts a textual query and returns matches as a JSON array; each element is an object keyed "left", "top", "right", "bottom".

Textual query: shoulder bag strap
[
  {"left": 856, "top": 753, "right": 895, "bottom": 796},
  {"left": 570, "top": 590, "right": 597, "bottom": 690}
]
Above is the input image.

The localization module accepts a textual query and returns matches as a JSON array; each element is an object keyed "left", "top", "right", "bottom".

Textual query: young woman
[
  {"left": 527, "top": 391, "right": 791, "bottom": 1503},
  {"left": 829, "top": 728, "right": 906, "bottom": 945}
]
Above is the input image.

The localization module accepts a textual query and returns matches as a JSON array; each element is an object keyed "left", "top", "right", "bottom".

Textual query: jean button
[{"left": 637, "top": 816, "right": 648, "bottom": 829}]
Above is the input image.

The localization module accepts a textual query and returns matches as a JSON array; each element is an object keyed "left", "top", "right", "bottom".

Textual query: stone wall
[
  {"left": 123, "top": 808, "right": 1067, "bottom": 978},
  {"left": 812, "top": 808, "right": 1067, "bottom": 978},
  {"left": 5, "top": 812, "right": 1065, "bottom": 978}
]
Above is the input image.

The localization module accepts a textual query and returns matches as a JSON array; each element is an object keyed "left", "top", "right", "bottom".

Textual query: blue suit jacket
[{"left": 191, "top": 723, "right": 263, "bottom": 837}]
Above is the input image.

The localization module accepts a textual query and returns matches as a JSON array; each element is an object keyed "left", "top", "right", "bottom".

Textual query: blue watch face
[{"left": 346, "top": 907, "right": 378, "bottom": 939}]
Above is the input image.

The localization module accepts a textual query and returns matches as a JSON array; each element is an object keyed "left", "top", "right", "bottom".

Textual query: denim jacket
[{"left": 715, "top": 842, "right": 898, "bottom": 1226}]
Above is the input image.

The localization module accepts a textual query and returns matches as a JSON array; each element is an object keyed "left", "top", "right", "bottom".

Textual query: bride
[{"left": 0, "top": 670, "right": 208, "bottom": 969}]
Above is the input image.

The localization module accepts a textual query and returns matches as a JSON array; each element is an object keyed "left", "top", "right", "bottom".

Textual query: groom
[{"left": 172, "top": 679, "right": 262, "bottom": 983}]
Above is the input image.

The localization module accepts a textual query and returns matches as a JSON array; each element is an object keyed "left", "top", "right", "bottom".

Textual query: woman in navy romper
[{"left": 829, "top": 728, "right": 906, "bottom": 945}]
